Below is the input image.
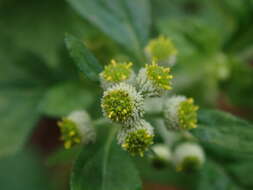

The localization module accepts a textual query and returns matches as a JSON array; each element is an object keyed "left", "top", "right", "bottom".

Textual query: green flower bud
[
  {"left": 57, "top": 110, "right": 95, "bottom": 149},
  {"left": 136, "top": 61, "right": 173, "bottom": 97},
  {"left": 164, "top": 96, "right": 198, "bottom": 130},
  {"left": 151, "top": 144, "right": 171, "bottom": 163},
  {"left": 99, "top": 59, "right": 135, "bottom": 89},
  {"left": 173, "top": 143, "right": 205, "bottom": 172},
  {"left": 101, "top": 83, "right": 144, "bottom": 125},
  {"left": 117, "top": 120, "right": 154, "bottom": 157},
  {"left": 145, "top": 36, "right": 177, "bottom": 67}
]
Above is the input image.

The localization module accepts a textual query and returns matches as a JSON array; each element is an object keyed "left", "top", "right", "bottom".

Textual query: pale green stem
[{"left": 155, "top": 119, "right": 180, "bottom": 146}]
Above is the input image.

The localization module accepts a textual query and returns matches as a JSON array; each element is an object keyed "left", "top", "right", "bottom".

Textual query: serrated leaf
[
  {"left": 71, "top": 128, "right": 142, "bottom": 190},
  {"left": 66, "top": 0, "right": 150, "bottom": 57},
  {"left": 65, "top": 34, "right": 103, "bottom": 81},
  {"left": 192, "top": 110, "right": 253, "bottom": 154}
]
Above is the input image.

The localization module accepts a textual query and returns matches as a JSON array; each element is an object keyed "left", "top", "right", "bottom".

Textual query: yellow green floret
[
  {"left": 57, "top": 118, "right": 82, "bottom": 149},
  {"left": 101, "top": 59, "right": 133, "bottom": 82},
  {"left": 178, "top": 98, "right": 199, "bottom": 130},
  {"left": 101, "top": 90, "right": 133, "bottom": 123},
  {"left": 146, "top": 36, "right": 177, "bottom": 61},
  {"left": 122, "top": 129, "right": 154, "bottom": 157},
  {"left": 146, "top": 62, "right": 173, "bottom": 90}
]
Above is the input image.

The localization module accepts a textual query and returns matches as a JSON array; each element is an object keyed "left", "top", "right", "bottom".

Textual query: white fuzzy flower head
[
  {"left": 151, "top": 144, "right": 171, "bottom": 163},
  {"left": 99, "top": 59, "right": 135, "bottom": 89},
  {"left": 101, "top": 83, "right": 144, "bottom": 126},
  {"left": 145, "top": 36, "right": 178, "bottom": 67},
  {"left": 136, "top": 60, "right": 173, "bottom": 97},
  {"left": 57, "top": 110, "right": 95, "bottom": 149},
  {"left": 173, "top": 142, "right": 205, "bottom": 172},
  {"left": 164, "top": 96, "right": 199, "bottom": 130},
  {"left": 117, "top": 120, "right": 154, "bottom": 157}
]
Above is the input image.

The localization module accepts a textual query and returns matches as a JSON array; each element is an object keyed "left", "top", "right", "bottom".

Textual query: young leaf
[
  {"left": 65, "top": 34, "right": 103, "bottom": 81},
  {"left": 192, "top": 110, "right": 253, "bottom": 154},
  {"left": 66, "top": 0, "right": 151, "bottom": 58},
  {"left": 71, "top": 129, "right": 142, "bottom": 190}
]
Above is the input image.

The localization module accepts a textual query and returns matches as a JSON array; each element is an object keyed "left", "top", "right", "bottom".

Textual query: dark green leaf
[
  {"left": 66, "top": 0, "right": 150, "bottom": 57},
  {"left": 197, "top": 161, "right": 242, "bottom": 190},
  {"left": 65, "top": 34, "right": 103, "bottom": 81},
  {"left": 71, "top": 128, "right": 142, "bottom": 190},
  {"left": 226, "top": 160, "right": 253, "bottom": 188},
  {"left": 192, "top": 110, "right": 253, "bottom": 154}
]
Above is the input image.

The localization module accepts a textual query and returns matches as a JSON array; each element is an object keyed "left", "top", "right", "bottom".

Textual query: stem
[
  {"left": 155, "top": 119, "right": 180, "bottom": 146},
  {"left": 93, "top": 118, "right": 111, "bottom": 126}
]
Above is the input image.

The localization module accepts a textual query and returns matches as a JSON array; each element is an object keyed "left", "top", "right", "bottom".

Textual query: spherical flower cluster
[
  {"left": 117, "top": 120, "right": 154, "bottom": 157},
  {"left": 173, "top": 142, "right": 205, "bottom": 172},
  {"left": 57, "top": 110, "right": 95, "bottom": 149},
  {"left": 136, "top": 61, "right": 173, "bottom": 97},
  {"left": 99, "top": 51, "right": 199, "bottom": 158},
  {"left": 99, "top": 59, "right": 135, "bottom": 89},
  {"left": 101, "top": 83, "right": 144, "bottom": 126},
  {"left": 164, "top": 96, "right": 199, "bottom": 130},
  {"left": 145, "top": 36, "right": 177, "bottom": 67}
]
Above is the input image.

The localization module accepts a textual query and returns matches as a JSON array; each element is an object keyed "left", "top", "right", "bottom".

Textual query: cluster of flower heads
[
  {"left": 100, "top": 36, "right": 200, "bottom": 158},
  {"left": 100, "top": 59, "right": 172, "bottom": 156}
]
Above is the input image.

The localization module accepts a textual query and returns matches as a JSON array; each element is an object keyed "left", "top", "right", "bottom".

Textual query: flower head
[
  {"left": 145, "top": 36, "right": 177, "bottom": 66},
  {"left": 101, "top": 83, "right": 144, "bottom": 125},
  {"left": 136, "top": 61, "right": 173, "bottom": 97},
  {"left": 164, "top": 96, "right": 198, "bottom": 130},
  {"left": 117, "top": 120, "right": 154, "bottom": 157},
  {"left": 99, "top": 59, "right": 135, "bottom": 89},
  {"left": 57, "top": 110, "right": 95, "bottom": 149},
  {"left": 173, "top": 142, "right": 205, "bottom": 172}
]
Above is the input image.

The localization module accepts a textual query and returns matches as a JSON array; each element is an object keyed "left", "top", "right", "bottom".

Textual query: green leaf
[
  {"left": 40, "top": 82, "right": 94, "bottom": 117},
  {"left": 0, "top": 150, "right": 52, "bottom": 190},
  {"left": 71, "top": 128, "right": 142, "bottom": 190},
  {"left": 197, "top": 161, "right": 242, "bottom": 190},
  {"left": 226, "top": 160, "right": 253, "bottom": 188},
  {"left": 0, "top": 0, "right": 82, "bottom": 67},
  {"left": 0, "top": 46, "right": 52, "bottom": 157},
  {"left": 66, "top": 0, "right": 150, "bottom": 57},
  {"left": 65, "top": 34, "right": 103, "bottom": 81},
  {"left": 0, "top": 89, "right": 42, "bottom": 157},
  {"left": 157, "top": 17, "right": 222, "bottom": 55},
  {"left": 192, "top": 110, "right": 253, "bottom": 154}
]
